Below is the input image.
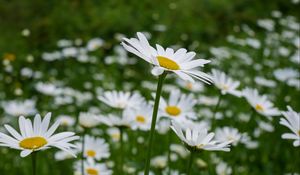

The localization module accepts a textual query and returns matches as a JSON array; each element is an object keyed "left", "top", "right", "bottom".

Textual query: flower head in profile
[
  {"left": 170, "top": 121, "right": 232, "bottom": 152},
  {"left": 280, "top": 106, "right": 300, "bottom": 147},
  {"left": 215, "top": 127, "right": 242, "bottom": 146},
  {"left": 121, "top": 32, "right": 212, "bottom": 83},
  {"left": 77, "top": 135, "right": 110, "bottom": 160},
  {"left": 0, "top": 112, "right": 79, "bottom": 157},
  {"left": 159, "top": 89, "right": 197, "bottom": 122},
  {"left": 242, "top": 88, "right": 280, "bottom": 118},
  {"left": 2, "top": 99, "right": 37, "bottom": 117},
  {"left": 98, "top": 91, "right": 144, "bottom": 110},
  {"left": 211, "top": 69, "right": 241, "bottom": 97}
]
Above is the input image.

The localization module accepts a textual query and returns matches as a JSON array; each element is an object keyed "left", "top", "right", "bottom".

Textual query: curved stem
[
  {"left": 144, "top": 72, "right": 167, "bottom": 175},
  {"left": 31, "top": 152, "right": 37, "bottom": 175},
  {"left": 186, "top": 152, "right": 194, "bottom": 175}
]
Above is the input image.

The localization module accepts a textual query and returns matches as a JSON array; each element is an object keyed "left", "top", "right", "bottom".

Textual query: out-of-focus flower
[
  {"left": 215, "top": 127, "right": 242, "bottom": 146},
  {"left": 151, "top": 155, "right": 167, "bottom": 169},
  {"left": 211, "top": 69, "right": 241, "bottom": 97},
  {"left": 242, "top": 88, "right": 280, "bottom": 118},
  {"left": 77, "top": 135, "right": 110, "bottom": 160},
  {"left": 171, "top": 121, "right": 232, "bottom": 152},
  {"left": 159, "top": 89, "right": 196, "bottom": 122},
  {"left": 74, "top": 159, "right": 112, "bottom": 175},
  {"left": 280, "top": 106, "right": 300, "bottom": 147},
  {"left": 79, "top": 112, "right": 100, "bottom": 128},
  {"left": 2, "top": 99, "right": 36, "bottom": 117}
]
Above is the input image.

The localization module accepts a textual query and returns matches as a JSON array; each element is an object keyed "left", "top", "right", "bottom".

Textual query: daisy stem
[
  {"left": 119, "top": 127, "right": 124, "bottom": 173},
  {"left": 81, "top": 131, "right": 86, "bottom": 175},
  {"left": 144, "top": 72, "right": 167, "bottom": 175},
  {"left": 167, "top": 129, "right": 172, "bottom": 175},
  {"left": 186, "top": 152, "right": 194, "bottom": 175},
  {"left": 31, "top": 151, "right": 37, "bottom": 175}
]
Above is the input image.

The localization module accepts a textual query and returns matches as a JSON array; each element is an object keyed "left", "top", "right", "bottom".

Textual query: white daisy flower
[
  {"left": 242, "top": 88, "right": 280, "bottom": 118},
  {"left": 77, "top": 135, "right": 110, "bottom": 161},
  {"left": 57, "top": 115, "right": 75, "bottom": 127},
  {"left": 159, "top": 89, "right": 197, "bottom": 122},
  {"left": 215, "top": 127, "right": 242, "bottom": 146},
  {"left": 123, "top": 103, "right": 153, "bottom": 131},
  {"left": 0, "top": 112, "right": 79, "bottom": 157},
  {"left": 74, "top": 159, "right": 112, "bottom": 175},
  {"left": 121, "top": 32, "right": 212, "bottom": 83},
  {"left": 177, "top": 78, "right": 204, "bottom": 92},
  {"left": 79, "top": 112, "right": 100, "bottom": 128},
  {"left": 2, "top": 99, "right": 37, "bottom": 117},
  {"left": 107, "top": 127, "right": 120, "bottom": 142},
  {"left": 96, "top": 114, "right": 133, "bottom": 128},
  {"left": 211, "top": 69, "right": 241, "bottom": 97},
  {"left": 280, "top": 106, "right": 300, "bottom": 147},
  {"left": 170, "top": 120, "right": 232, "bottom": 152},
  {"left": 98, "top": 91, "right": 144, "bottom": 110}
]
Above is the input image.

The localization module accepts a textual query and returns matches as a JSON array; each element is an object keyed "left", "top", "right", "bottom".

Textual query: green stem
[
  {"left": 31, "top": 152, "right": 37, "bottom": 175},
  {"left": 186, "top": 152, "right": 194, "bottom": 175},
  {"left": 81, "top": 132, "right": 86, "bottom": 175},
  {"left": 212, "top": 94, "right": 222, "bottom": 128},
  {"left": 120, "top": 127, "right": 124, "bottom": 173},
  {"left": 167, "top": 129, "right": 172, "bottom": 175},
  {"left": 144, "top": 72, "right": 167, "bottom": 175}
]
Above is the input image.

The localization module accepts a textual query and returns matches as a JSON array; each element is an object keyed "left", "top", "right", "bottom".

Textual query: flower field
[{"left": 0, "top": 1, "right": 299, "bottom": 175}]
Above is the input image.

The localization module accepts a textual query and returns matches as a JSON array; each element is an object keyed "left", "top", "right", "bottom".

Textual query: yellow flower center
[
  {"left": 19, "top": 137, "right": 47, "bottom": 150},
  {"left": 136, "top": 115, "right": 146, "bottom": 123},
  {"left": 3, "top": 53, "right": 16, "bottom": 61},
  {"left": 86, "top": 150, "right": 96, "bottom": 157},
  {"left": 221, "top": 84, "right": 229, "bottom": 90},
  {"left": 165, "top": 106, "right": 181, "bottom": 116},
  {"left": 255, "top": 104, "right": 264, "bottom": 111},
  {"left": 112, "top": 133, "right": 120, "bottom": 140},
  {"left": 186, "top": 82, "right": 193, "bottom": 90},
  {"left": 197, "top": 144, "right": 204, "bottom": 149},
  {"left": 86, "top": 168, "right": 98, "bottom": 175},
  {"left": 157, "top": 56, "right": 180, "bottom": 70}
]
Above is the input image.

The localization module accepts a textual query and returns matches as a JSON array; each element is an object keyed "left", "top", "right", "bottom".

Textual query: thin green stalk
[
  {"left": 212, "top": 94, "right": 222, "bottom": 128},
  {"left": 186, "top": 152, "right": 194, "bottom": 175},
  {"left": 144, "top": 72, "right": 167, "bottom": 175},
  {"left": 167, "top": 129, "right": 172, "bottom": 175},
  {"left": 81, "top": 132, "right": 86, "bottom": 175},
  {"left": 120, "top": 127, "right": 124, "bottom": 174},
  {"left": 31, "top": 152, "right": 37, "bottom": 175}
]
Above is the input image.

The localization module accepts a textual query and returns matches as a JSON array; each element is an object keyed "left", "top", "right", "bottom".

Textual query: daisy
[
  {"left": 176, "top": 78, "right": 204, "bottom": 92},
  {"left": 57, "top": 115, "right": 76, "bottom": 127},
  {"left": 280, "top": 106, "right": 300, "bottom": 147},
  {"left": 2, "top": 99, "right": 37, "bottom": 117},
  {"left": 96, "top": 114, "right": 133, "bottom": 128},
  {"left": 159, "top": 89, "right": 197, "bottom": 122},
  {"left": 74, "top": 159, "right": 112, "bottom": 175},
  {"left": 98, "top": 91, "right": 145, "bottom": 110},
  {"left": 79, "top": 112, "right": 100, "bottom": 128},
  {"left": 211, "top": 69, "right": 241, "bottom": 97},
  {"left": 171, "top": 120, "right": 232, "bottom": 152},
  {"left": 242, "top": 88, "right": 280, "bottom": 118},
  {"left": 123, "top": 103, "right": 153, "bottom": 131},
  {"left": 121, "top": 32, "right": 212, "bottom": 83},
  {"left": 77, "top": 135, "right": 110, "bottom": 160},
  {"left": 0, "top": 112, "right": 79, "bottom": 157},
  {"left": 215, "top": 127, "right": 242, "bottom": 146}
]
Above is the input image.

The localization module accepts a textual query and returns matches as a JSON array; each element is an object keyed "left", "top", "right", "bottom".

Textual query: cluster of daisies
[{"left": 0, "top": 9, "right": 299, "bottom": 175}]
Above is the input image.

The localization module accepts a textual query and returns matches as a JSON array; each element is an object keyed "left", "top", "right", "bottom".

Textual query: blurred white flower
[
  {"left": 242, "top": 88, "right": 280, "bottom": 118},
  {"left": 86, "top": 38, "right": 104, "bottom": 51},
  {"left": 74, "top": 159, "right": 112, "bottom": 175},
  {"left": 211, "top": 69, "right": 241, "bottom": 97},
  {"left": 151, "top": 155, "right": 167, "bottom": 169},
  {"left": 98, "top": 91, "right": 145, "bottom": 110},
  {"left": 216, "top": 161, "right": 232, "bottom": 175},
  {"left": 215, "top": 127, "right": 242, "bottom": 146},
  {"left": 79, "top": 112, "right": 100, "bottom": 128},
  {"left": 124, "top": 103, "right": 153, "bottom": 131},
  {"left": 257, "top": 19, "right": 275, "bottom": 31},
  {"left": 159, "top": 89, "right": 197, "bottom": 122},
  {"left": 77, "top": 135, "right": 110, "bottom": 160},
  {"left": 171, "top": 120, "right": 232, "bottom": 152},
  {"left": 2, "top": 99, "right": 36, "bottom": 117},
  {"left": 280, "top": 106, "right": 300, "bottom": 147},
  {"left": 57, "top": 115, "right": 75, "bottom": 127}
]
